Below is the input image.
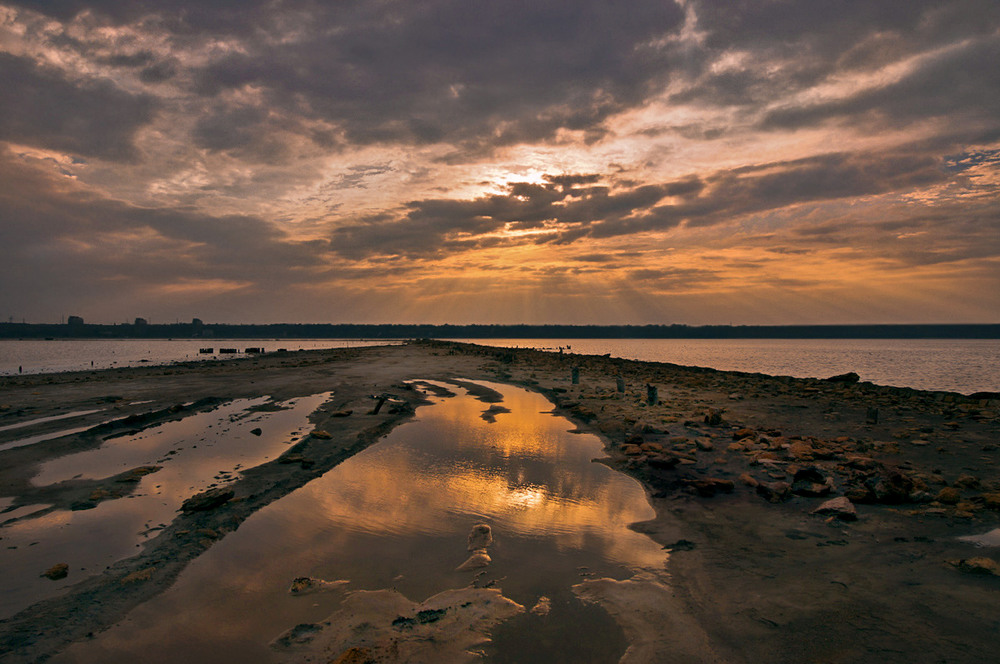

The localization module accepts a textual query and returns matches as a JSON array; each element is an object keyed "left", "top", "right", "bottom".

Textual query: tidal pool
[
  {"left": 0, "top": 393, "right": 331, "bottom": 620},
  {"left": 54, "top": 380, "right": 667, "bottom": 663}
]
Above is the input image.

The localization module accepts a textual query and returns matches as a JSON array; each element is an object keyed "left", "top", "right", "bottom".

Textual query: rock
[
  {"left": 695, "top": 437, "right": 714, "bottom": 451},
  {"left": 793, "top": 481, "right": 832, "bottom": 497},
  {"left": 529, "top": 596, "right": 552, "bottom": 616},
  {"left": 640, "top": 442, "right": 664, "bottom": 454},
  {"left": 704, "top": 409, "right": 724, "bottom": 426},
  {"left": 756, "top": 481, "right": 791, "bottom": 503},
  {"left": 793, "top": 467, "right": 826, "bottom": 484},
  {"left": 982, "top": 493, "right": 1000, "bottom": 510},
  {"left": 812, "top": 497, "right": 858, "bottom": 521},
  {"left": 950, "top": 558, "right": 1000, "bottom": 576},
  {"left": 467, "top": 523, "right": 493, "bottom": 550},
  {"left": 331, "top": 647, "right": 374, "bottom": 664},
  {"left": 732, "top": 428, "right": 756, "bottom": 440},
  {"left": 180, "top": 486, "right": 234, "bottom": 512},
  {"left": 289, "top": 577, "right": 350, "bottom": 595},
  {"left": 824, "top": 372, "right": 860, "bottom": 383},
  {"left": 331, "top": 410, "right": 353, "bottom": 417},
  {"left": 456, "top": 550, "right": 491, "bottom": 571},
  {"left": 310, "top": 430, "right": 332, "bottom": 439},
  {"left": 647, "top": 454, "right": 680, "bottom": 469},
  {"left": 686, "top": 478, "right": 735, "bottom": 497},
  {"left": 788, "top": 440, "right": 814, "bottom": 460},
  {"left": 42, "top": 563, "right": 69, "bottom": 580},
  {"left": 621, "top": 444, "right": 643, "bottom": 456},
  {"left": 792, "top": 467, "right": 833, "bottom": 497},
  {"left": 250, "top": 427, "right": 262, "bottom": 436},
  {"left": 935, "top": 487, "right": 961, "bottom": 505},
  {"left": 955, "top": 474, "right": 982, "bottom": 490},
  {"left": 739, "top": 473, "right": 759, "bottom": 487}
]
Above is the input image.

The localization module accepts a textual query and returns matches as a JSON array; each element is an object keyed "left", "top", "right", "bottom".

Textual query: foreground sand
[{"left": 1, "top": 340, "right": 998, "bottom": 662}]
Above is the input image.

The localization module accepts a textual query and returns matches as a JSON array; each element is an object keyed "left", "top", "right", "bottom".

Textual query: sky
[{"left": 1, "top": 0, "right": 998, "bottom": 326}]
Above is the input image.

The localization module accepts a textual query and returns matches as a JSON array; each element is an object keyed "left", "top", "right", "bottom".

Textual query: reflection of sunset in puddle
[
  {"left": 0, "top": 393, "right": 331, "bottom": 620},
  {"left": 56, "top": 380, "right": 666, "bottom": 663}
]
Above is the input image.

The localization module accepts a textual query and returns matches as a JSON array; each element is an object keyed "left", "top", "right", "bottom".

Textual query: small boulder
[
  {"left": 935, "top": 487, "right": 961, "bottom": 505},
  {"left": 467, "top": 523, "right": 493, "bottom": 550},
  {"left": 42, "top": 563, "right": 69, "bottom": 580},
  {"left": 824, "top": 372, "right": 860, "bottom": 383},
  {"left": 950, "top": 558, "right": 1000, "bottom": 576},
  {"left": 756, "top": 481, "right": 792, "bottom": 503},
  {"left": 812, "top": 496, "right": 858, "bottom": 521}
]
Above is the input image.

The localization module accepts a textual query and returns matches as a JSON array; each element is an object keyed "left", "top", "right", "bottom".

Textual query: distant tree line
[{"left": 1, "top": 322, "right": 998, "bottom": 340}]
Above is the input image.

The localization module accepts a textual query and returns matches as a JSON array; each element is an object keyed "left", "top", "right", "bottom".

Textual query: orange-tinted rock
[{"left": 936, "top": 487, "right": 961, "bottom": 505}]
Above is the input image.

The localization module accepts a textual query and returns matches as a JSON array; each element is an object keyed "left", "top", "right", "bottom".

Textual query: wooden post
[
  {"left": 571, "top": 367, "right": 580, "bottom": 385},
  {"left": 866, "top": 407, "right": 879, "bottom": 424},
  {"left": 646, "top": 384, "right": 658, "bottom": 406},
  {"left": 616, "top": 376, "right": 625, "bottom": 393}
]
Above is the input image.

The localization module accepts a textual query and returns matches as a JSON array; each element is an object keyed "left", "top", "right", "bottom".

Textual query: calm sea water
[
  {"left": 1, "top": 337, "right": 996, "bottom": 394},
  {"left": 0, "top": 339, "right": 396, "bottom": 376},
  {"left": 459, "top": 338, "right": 1000, "bottom": 395}
]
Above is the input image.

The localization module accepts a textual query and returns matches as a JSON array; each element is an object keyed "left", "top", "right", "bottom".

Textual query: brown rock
[
  {"left": 732, "top": 428, "right": 756, "bottom": 440},
  {"left": 42, "top": 563, "right": 68, "bottom": 580},
  {"left": 936, "top": 487, "right": 961, "bottom": 505},
  {"left": 310, "top": 430, "right": 332, "bottom": 439},
  {"left": 788, "top": 440, "right": 814, "bottom": 460},
  {"left": 756, "top": 481, "right": 792, "bottom": 503},
  {"left": 621, "top": 444, "right": 643, "bottom": 456},
  {"left": 955, "top": 474, "right": 982, "bottom": 490},
  {"left": 812, "top": 496, "right": 858, "bottom": 521},
  {"left": 647, "top": 454, "right": 681, "bottom": 469},
  {"left": 982, "top": 492, "right": 1000, "bottom": 510},
  {"left": 951, "top": 558, "right": 1000, "bottom": 576},
  {"left": 739, "top": 473, "right": 759, "bottom": 487}
]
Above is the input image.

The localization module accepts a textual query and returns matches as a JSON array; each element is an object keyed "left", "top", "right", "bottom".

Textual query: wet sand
[{"left": 1, "top": 340, "right": 998, "bottom": 663}]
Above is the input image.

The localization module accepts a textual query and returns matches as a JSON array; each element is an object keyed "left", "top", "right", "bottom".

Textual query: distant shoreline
[{"left": 2, "top": 322, "right": 999, "bottom": 340}]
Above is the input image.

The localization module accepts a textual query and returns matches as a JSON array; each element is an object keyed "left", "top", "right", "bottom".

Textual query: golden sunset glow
[{"left": 0, "top": 1, "right": 997, "bottom": 324}]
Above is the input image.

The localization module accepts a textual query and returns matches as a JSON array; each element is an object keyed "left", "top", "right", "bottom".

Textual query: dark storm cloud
[
  {"left": 675, "top": 1, "right": 1000, "bottom": 140},
  {"left": 176, "top": 0, "right": 686, "bottom": 151},
  {"left": 0, "top": 53, "right": 155, "bottom": 161}
]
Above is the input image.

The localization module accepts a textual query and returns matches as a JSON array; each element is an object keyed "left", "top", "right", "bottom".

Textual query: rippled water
[
  {"left": 463, "top": 338, "right": 1000, "bottom": 394},
  {"left": 54, "top": 381, "right": 665, "bottom": 663}
]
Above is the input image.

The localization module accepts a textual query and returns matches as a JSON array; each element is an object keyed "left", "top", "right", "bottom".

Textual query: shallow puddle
[
  {"left": 0, "top": 392, "right": 331, "bottom": 619},
  {"left": 54, "top": 380, "right": 666, "bottom": 663},
  {"left": 0, "top": 409, "right": 106, "bottom": 434}
]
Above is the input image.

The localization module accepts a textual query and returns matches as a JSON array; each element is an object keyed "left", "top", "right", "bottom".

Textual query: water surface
[{"left": 55, "top": 380, "right": 665, "bottom": 663}]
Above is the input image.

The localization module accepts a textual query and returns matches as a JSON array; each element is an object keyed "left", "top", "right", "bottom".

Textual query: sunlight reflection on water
[{"left": 54, "top": 380, "right": 666, "bottom": 664}]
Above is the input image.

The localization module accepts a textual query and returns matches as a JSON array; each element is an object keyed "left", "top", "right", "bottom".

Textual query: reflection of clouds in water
[
  {"left": 309, "top": 381, "right": 661, "bottom": 568},
  {"left": 0, "top": 392, "right": 332, "bottom": 620}
]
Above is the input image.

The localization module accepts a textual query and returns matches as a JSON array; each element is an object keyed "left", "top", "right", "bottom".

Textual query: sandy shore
[{"left": 1, "top": 340, "right": 998, "bottom": 663}]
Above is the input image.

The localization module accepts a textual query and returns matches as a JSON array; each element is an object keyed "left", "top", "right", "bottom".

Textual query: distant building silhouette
[
  {"left": 67, "top": 315, "right": 84, "bottom": 326},
  {"left": 134, "top": 317, "right": 148, "bottom": 326}
]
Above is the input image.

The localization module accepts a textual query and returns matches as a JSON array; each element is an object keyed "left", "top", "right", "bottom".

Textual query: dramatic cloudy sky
[{"left": 1, "top": 1, "right": 998, "bottom": 325}]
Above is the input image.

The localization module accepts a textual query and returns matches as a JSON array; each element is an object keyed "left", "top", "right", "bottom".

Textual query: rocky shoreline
[{"left": 1, "top": 340, "right": 998, "bottom": 662}]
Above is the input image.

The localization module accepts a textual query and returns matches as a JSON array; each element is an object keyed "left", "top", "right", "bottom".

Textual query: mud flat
[{"left": 1, "top": 340, "right": 999, "bottom": 663}]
